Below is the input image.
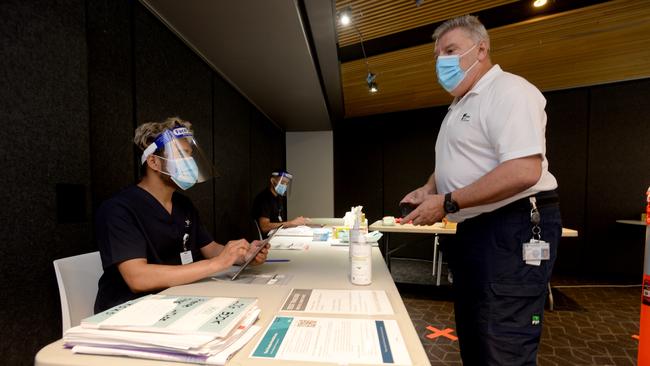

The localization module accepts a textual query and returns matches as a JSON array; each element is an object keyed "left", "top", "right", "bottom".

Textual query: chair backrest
[
  {"left": 253, "top": 219, "right": 264, "bottom": 240},
  {"left": 53, "top": 251, "right": 103, "bottom": 335}
]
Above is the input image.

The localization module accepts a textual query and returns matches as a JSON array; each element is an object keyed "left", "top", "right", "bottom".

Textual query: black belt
[{"left": 502, "top": 190, "right": 559, "bottom": 212}]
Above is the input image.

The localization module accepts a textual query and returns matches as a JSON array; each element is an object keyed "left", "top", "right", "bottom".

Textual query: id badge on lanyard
[
  {"left": 180, "top": 219, "right": 194, "bottom": 265},
  {"left": 522, "top": 197, "right": 550, "bottom": 266}
]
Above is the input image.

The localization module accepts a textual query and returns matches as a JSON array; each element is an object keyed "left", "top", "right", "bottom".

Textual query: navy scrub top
[
  {"left": 94, "top": 185, "right": 213, "bottom": 313},
  {"left": 251, "top": 188, "right": 285, "bottom": 225}
]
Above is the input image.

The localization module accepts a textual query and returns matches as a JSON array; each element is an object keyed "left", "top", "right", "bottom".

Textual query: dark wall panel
[
  {"left": 0, "top": 0, "right": 91, "bottom": 364},
  {"left": 87, "top": 0, "right": 135, "bottom": 208},
  {"left": 134, "top": 3, "right": 215, "bottom": 235},
  {"left": 544, "top": 88, "right": 589, "bottom": 275},
  {"left": 381, "top": 107, "right": 446, "bottom": 259},
  {"left": 586, "top": 78, "right": 650, "bottom": 278},
  {"left": 333, "top": 117, "right": 384, "bottom": 222},
  {"left": 213, "top": 75, "right": 251, "bottom": 243},
  {"left": 382, "top": 108, "right": 444, "bottom": 217},
  {"left": 250, "top": 108, "right": 285, "bottom": 239}
]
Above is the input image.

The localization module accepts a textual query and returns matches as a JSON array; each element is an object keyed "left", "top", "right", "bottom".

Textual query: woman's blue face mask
[{"left": 435, "top": 44, "right": 478, "bottom": 92}]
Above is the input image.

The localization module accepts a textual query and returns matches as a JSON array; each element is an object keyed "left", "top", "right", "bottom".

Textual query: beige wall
[{"left": 286, "top": 131, "right": 334, "bottom": 218}]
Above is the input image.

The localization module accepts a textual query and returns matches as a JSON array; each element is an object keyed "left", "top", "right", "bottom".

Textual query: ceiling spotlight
[
  {"left": 533, "top": 0, "right": 547, "bottom": 7},
  {"left": 338, "top": 7, "right": 352, "bottom": 26},
  {"left": 366, "top": 72, "right": 378, "bottom": 93}
]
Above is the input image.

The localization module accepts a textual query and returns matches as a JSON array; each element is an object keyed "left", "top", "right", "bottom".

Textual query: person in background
[
  {"left": 94, "top": 117, "right": 268, "bottom": 313},
  {"left": 252, "top": 171, "right": 309, "bottom": 235},
  {"left": 400, "top": 15, "right": 561, "bottom": 365}
]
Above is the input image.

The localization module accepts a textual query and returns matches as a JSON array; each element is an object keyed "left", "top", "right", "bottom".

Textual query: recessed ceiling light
[
  {"left": 338, "top": 7, "right": 352, "bottom": 26},
  {"left": 533, "top": 0, "right": 547, "bottom": 7}
]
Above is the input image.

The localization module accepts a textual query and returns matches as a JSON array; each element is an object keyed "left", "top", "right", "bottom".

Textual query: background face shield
[
  {"left": 272, "top": 171, "right": 293, "bottom": 197},
  {"left": 141, "top": 127, "right": 216, "bottom": 185}
]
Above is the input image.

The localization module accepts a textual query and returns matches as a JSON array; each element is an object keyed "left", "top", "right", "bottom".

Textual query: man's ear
[
  {"left": 146, "top": 155, "right": 161, "bottom": 172},
  {"left": 478, "top": 40, "right": 489, "bottom": 61}
]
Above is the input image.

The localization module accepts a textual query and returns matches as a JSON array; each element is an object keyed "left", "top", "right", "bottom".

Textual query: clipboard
[{"left": 231, "top": 224, "right": 284, "bottom": 280}]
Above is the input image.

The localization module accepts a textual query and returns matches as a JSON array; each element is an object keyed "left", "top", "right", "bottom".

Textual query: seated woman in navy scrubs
[{"left": 94, "top": 117, "right": 268, "bottom": 313}]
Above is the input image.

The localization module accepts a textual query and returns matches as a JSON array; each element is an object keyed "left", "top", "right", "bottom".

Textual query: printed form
[
  {"left": 281, "top": 289, "right": 394, "bottom": 315},
  {"left": 251, "top": 316, "right": 411, "bottom": 365}
]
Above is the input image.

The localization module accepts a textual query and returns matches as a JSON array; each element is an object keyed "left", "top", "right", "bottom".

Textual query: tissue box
[{"left": 312, "top": 228, "right": 330, "bottom": 241}]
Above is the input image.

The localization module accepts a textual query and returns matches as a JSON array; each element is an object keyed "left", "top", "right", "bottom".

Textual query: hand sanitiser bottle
[{"left": 350, "top": 231, "right": 372, "bottom": 285}]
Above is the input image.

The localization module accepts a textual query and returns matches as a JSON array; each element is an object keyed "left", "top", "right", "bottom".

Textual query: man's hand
[
  {"left": 403, "top": 194, "right": 445, "bottom": 225},
  {"left": 214, "top": 239, "right": 249, "bottom": 268},
  {"left": 289, "top": 216, "right": 309, "bottom": 227},
  {"left": 400, "top": 186, "right": 429, "bottom": 206},
  {"left": 247, "top": 240, "right": 269, "bottom": 266}
]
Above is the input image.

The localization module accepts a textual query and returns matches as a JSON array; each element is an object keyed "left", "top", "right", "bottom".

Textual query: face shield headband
[{"left": 140, "top": 127, "right": 215, "bottom": 190}]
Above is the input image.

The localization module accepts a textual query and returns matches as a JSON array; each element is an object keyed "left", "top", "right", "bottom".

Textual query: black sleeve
[
  {"left": 95, "top": 200, "right": 148, "bottom": 268},
  {"left": 192, "top": 206, "right": 213, "bottom": 249},
  {"left": 252, "top": 191, "right": 273, "bottom": 220}
]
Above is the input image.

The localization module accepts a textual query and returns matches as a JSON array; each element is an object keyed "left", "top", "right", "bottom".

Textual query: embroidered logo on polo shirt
[
  {"left": 460, "top": 113, "right": 471, "bottom": 122},
  {"left": 185, "top": 219, "right": 191, "bottom": 228}
]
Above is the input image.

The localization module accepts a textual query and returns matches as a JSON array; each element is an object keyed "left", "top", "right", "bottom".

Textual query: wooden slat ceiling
[
  {"left": 340, "top": 0, "right": 650, "bottom": 118},
  {"left": 335, "top": 0, "right": 519, "bottom": 47}
]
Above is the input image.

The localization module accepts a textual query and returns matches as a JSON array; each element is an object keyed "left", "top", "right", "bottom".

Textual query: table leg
[
  {"left": 432, "top": 235, "right": 439, "bottom": 278},
  {"left": 436, "top": 249, "right": 443, "bottom": 286},
  {"left": 384, "top": 233, "right": 391, "bottom": 272}
]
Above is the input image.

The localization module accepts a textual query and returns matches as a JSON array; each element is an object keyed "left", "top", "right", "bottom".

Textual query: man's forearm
[
  {"left": 118, "top": 258, "right": 223, "bottom": 293},
  {"left": 452, "top": 156, "right": 542, "bottom": 210}
]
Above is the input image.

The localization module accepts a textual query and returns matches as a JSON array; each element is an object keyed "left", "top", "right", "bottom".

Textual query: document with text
[
  {"left": 280, "top": 289, "right": 394, "bottom": 315},
  {"left": 251, "top": 316, "right": 411, "bottom": 365}
]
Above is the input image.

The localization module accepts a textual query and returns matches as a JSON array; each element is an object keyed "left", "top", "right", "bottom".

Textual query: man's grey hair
[{"left": 432, "top": 15, "right": 490, "bottom": 50}]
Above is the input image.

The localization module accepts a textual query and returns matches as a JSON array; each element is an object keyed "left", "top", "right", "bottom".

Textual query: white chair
[{"left": 53, "top": 251, "right": 103, "bottom": 335}]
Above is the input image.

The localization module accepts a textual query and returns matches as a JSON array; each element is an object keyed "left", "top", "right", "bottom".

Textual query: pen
[{"left": 266, "top": 259, "right": 290, "bottom": 262}]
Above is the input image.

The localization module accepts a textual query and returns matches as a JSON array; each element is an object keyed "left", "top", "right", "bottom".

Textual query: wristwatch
[{"left": 444, "top": 192, "right": 460, "bottom": 214}]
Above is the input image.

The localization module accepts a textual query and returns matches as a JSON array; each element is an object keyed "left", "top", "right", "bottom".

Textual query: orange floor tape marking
[
  {"left": 632, "top": 334, "right": 640, "bottom": 340},
  {"left": 426, "top": 326, "right": 458, "bottom": 341}
]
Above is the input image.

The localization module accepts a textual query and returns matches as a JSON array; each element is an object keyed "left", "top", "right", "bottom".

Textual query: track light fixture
[
  {"left": 337, "top": 4, "right": 379, "bottom": 94},
  {"left": 367, "top": 72, "right": 378, "bottom": 93}
]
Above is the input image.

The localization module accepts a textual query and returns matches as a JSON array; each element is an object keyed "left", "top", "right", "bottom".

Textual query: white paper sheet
[
  {"left": 281, "top": 289, "right": 394, "bottom": 315},
  {"left": 251, "top": 316, "right": 411, "bottom": 365}
]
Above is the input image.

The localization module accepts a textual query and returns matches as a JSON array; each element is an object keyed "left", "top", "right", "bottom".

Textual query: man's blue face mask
[
  {"left": 435, "top": 44, "right": 478, "bottom": 92},
  {"left": 275, "top": 183, "right": 288, "bottom": 196},
  {"left": 167, "top": 157, "right": 199, "bottom": 190}
]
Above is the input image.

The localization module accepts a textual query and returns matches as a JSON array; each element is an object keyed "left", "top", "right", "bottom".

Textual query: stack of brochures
[{"left": 62, "top": 294, "right": 261, "bottom": 365}]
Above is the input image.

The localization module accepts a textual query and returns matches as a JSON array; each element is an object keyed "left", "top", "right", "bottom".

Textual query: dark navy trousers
[{"left": 447, "top": 192, "right": 561, "bottom": 366}]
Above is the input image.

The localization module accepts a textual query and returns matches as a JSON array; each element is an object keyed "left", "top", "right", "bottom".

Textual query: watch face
[{"left": 445, "top": 199, "right": 458, "bottom": 213}]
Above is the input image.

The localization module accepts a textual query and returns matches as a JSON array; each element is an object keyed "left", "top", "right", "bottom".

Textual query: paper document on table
[
  {"left": 275, "top": 225, "right": 313, "bottom": 236},
  {"left": 280, "top": 289, "right": 394, "bottom": 315},
  {"left": 82, "top": 295, "right": 257, "bottom": 337},
  {"left": 251, "top": 316, "right": 411, "bottom": 365}
]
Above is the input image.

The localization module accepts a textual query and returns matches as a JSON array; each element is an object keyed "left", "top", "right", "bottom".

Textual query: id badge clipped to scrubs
[
  {"left": 523, "top": 197, "right": 550, "bottom": 266},
  {"left": 180, "top": 233, "right": 193, "bottom": 265}
]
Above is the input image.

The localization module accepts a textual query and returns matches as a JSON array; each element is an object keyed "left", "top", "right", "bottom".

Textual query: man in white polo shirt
[{"left": 401, "top": 15, "right": 561, "bottom": 365}]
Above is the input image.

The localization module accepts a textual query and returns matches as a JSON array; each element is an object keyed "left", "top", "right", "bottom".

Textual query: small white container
[{"left": 350, "top": 236, "right": 372, "bottom": 285}]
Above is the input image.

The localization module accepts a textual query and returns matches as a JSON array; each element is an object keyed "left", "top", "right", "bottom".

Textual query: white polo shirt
[{"left": 435, "top": 64, "right": 557, "bottom": 222}]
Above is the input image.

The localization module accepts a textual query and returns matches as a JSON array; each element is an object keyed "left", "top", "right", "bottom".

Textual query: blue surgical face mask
[
  {"left": 168, "top": 157, "right": 199, "bottom": 190},
  {"left": 436, "top": 44, "right": 478, "bottom": 92},
  {"left": 275, "top": 183, "right": 287, "bottom": 196}
]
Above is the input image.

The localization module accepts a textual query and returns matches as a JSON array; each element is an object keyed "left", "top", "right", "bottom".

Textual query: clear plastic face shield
[
  {"left": 271, "top": 171, "right": 293, "bottom": 197},
  {"left": 140, "top": 127, "right": 215, "bottom": 190}
]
